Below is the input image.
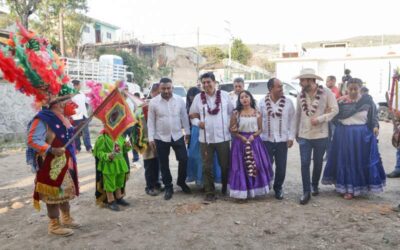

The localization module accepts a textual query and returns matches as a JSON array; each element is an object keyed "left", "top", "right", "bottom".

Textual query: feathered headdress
[{"left": 0, "top": 23, "right": 74, "bottom": 107}]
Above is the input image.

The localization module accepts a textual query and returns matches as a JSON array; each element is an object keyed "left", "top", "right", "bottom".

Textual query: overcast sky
[{"left": 87, "top": 0, "right": 400, "bottom": 47}]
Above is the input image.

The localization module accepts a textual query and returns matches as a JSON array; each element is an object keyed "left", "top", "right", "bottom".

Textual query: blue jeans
[
  {"left": 73, "top": 117, "right": 92, "bottom": 151},
  {"left": 264, "top": 141, "right": 288, "bottom": 192},
  {"left": 123, "top": 126, "right": 140, "bottom": 162},
  {"left": 394, "top": 149, "right": 400, "bottom": 173},
  {"left": 155, "top": 137, "right": 188, "bottom": 190},
  {"left": 298, "top": 137, "right": 328, "bottom": 193}
]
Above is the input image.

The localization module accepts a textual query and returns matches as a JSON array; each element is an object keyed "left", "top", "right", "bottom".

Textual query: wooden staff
[
  {"left": 203, "top": 106, "right": 208, "bottom": 159},
  {"left": 64, "top": 88, "right": 119, "bottom": 148}
]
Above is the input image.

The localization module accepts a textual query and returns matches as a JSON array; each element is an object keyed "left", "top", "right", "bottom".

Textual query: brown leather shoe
[{"left": 48, "top": 218, "right": 74, "bottom": 236}]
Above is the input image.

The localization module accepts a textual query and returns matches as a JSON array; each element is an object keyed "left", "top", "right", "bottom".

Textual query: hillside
[{"left": 196, "top": 34, "right": 400, "bottom": 67}]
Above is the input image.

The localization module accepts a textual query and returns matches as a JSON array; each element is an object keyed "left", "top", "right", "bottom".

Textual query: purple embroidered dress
[{"left": 229, "top": 112, "right": 274, "bottom": 199}]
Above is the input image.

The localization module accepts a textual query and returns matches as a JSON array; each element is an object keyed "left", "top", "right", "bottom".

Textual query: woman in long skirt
[
  {"left": 229, "top": 90, "right": 274, "bottom": 199},
  {"left": 322, "top": 78, "right": 385, "bottom": 199}
]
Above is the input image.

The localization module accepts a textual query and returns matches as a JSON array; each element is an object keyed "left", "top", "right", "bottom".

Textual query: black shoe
[
  {"left": 392, "top": 204, "right": 400, "bottom": 212},
  {"left": 107, "top": 201, "right": 120, "bottom": 211},
  {"left": 146, "top": 188, "right": 159, "bottom": 196},
  {"left": 387, "top": 171, "right": 400, "bottom": 178},
  {"left": 300, "top": 192, "right": 311, "bottom": 205},
  {"left": 116, "top": 198, "right": 130, "bottom": 206},
  {"left": 204, "top": 193, "right": 216, "bottom": 202},
  {"left": 311, "top": 186, "right": 319, "bottom": 196},
  {"left": 274, "top": 190, "right": 284, "bottom": 200},
  {"left": 155, "top": 185, "right": 165, "bottom": 192},
  {"left": 178, "top": 183, "right": 192, "bottom": 194},
  {"left": 164, "top": 189, "right": 173, "bottom": 200},
  {"left": 221, "top": 185, "right": 227, "bottom": 196}
]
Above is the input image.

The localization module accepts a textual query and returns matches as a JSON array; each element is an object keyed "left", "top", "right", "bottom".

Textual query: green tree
[
  {"left": 5, "top": 0, "right": 40, "bottom": 29},
  {"left": 200, "top": 46, "right": 226, "bottom": 62},
  {"left": 261, "top": 58, "right": 276, "bottom": 73},
  {"left": 30, "top": 0, "right": 88, "bottom": 56},
  {"left": 231, "top": 38, "right": 252, "bottom": 65}
]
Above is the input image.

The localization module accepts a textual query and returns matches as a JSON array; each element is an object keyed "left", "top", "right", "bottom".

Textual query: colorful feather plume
[{"left": 0, "top": 22, "right": 69, "bottom": 104}]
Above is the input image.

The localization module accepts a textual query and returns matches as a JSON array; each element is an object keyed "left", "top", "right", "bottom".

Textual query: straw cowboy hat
[{"left": 294, "top": 68, "right": 323, "bottom": 81}]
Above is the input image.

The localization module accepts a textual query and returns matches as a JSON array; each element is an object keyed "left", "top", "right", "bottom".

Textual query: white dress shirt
[
  {"left": 147, "top": 94, "right": 190, "bottom": 142},
  {"left": 125, "top": 97, "right": 136, "bottom": 114},
  {"left": 259, "top": 96, "right": 296, "bottom": 142},
  {"left": 229, "top": 91, "right": 238, "bottom": 108},
  {"left": 189, "top": 90, "right": 233, "bottom": 143},
  {"left": 72, "top": 91, "right": 89, "bottom": 120}
]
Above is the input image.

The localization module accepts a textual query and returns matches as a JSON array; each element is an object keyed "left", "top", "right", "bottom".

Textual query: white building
[
  {"left": 80, "top": 18, "right": 119, "bottom": 45},
  {"left": 272, "top": 43, "right": 400, "bottom": 101}
]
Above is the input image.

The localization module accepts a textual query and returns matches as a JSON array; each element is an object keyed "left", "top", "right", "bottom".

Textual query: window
[
  {"left": 218, "top": 83, "right": 234, "bottom": 92},
  {"left": 83, "top": 26, "right": 90, "bottom": 33},
  {"left": 106, "top": 32, "right": 112, "bottom": 39},
  {"left": 247, "top": 82, "right": 268, "bottom": 95},
  {"left": 173, "top": 87, "right": 186, "bottom": 97}
]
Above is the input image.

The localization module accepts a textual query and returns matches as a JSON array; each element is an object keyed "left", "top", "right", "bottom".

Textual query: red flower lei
[
  {"left": 201, "top": 90, "right": 222, "bottom": 115},
  {"left": 300, "top": 85, "right": 324, "bottom": 117},
  {"left": 265, "top": 94, "right": 286, "bottom": 137}
]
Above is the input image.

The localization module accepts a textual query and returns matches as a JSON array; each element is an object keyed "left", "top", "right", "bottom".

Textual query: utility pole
[
  {"left": 196, "top": 27, "right": 200, "bottom": 77},
  {"left": 59, "top": 8, "right": 65, "bottom": 57},
  {"left": 224, "top": 20, "right": 233, "bottom": 81}
]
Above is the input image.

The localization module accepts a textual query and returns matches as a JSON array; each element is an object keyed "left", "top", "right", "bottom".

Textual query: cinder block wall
[{"left": 0, "top": 83, "right": 35, "bottom": 147}]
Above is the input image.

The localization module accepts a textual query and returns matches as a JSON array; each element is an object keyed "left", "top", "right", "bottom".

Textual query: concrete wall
[
  {"left": 80, "top": 23, "right": 118, "bottom": 45},
  {"left": 80, "top": 24, "right": 96, "bottom": 44},
  {"left": 275, "top": 57, "right": 400, "bottom": 101},
  {"left": 0, "top": 83, "right": 35, "bottom": 145}
]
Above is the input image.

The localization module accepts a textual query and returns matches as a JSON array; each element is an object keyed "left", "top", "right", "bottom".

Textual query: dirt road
[{"left": 0, "top": 122, "right": 400, "bottom": 249}]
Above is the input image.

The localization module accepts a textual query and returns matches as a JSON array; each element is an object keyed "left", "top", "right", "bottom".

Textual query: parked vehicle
[
  {"left": 374, "top": 92, "right": 391, "bottom": 121},
  {"left": 246, "top": 79, "right": 300, "bottom": 109},
  {"left": 145, "top": 82, "right": 187, "bottom": 103},
  {"left": 63, "top": 55, "right": 135, "bottom": 87},
  {"left": 218, "top": 82, "right": 249, "bottom": 92}
]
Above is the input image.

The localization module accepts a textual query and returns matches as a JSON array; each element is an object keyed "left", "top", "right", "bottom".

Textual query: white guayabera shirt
[
  {"left": 189, "top": 90, "right": 234, "bottom": 143},
  {"left": 147, "top": 94, "right": 190, "bottom": 142},
  {"left": 259, "top": 96, "right": 296, "bottom": 143}
]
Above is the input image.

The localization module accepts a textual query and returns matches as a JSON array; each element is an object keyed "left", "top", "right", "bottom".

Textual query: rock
[
  {"left": 0, "top": 207, "right": 9, "bottom": 214},
  {"left": 348, "top": 217, "right": 357, "bottom": 223},
  {"left": 264, "top": 229, "right": 276, "bottom": 235},
  {"left": 11, "top": 202, "right": 24, "bottom": 209},
  {"left": 234, "top": 221, "right": 241, "bottom": 225},
  {"left": 117, "top": 223, "right": 122, "bottom": 227}
]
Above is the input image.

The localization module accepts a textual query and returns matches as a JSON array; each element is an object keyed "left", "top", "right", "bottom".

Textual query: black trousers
[
  {"left": 144, "top": 157, "right": 161, "bottom": 190},
  {"left": 155, "top": 137, "right": 188, "bottom": 190},
  {"left": 264, "top": 141, "right": 288, "bottom": 192}
]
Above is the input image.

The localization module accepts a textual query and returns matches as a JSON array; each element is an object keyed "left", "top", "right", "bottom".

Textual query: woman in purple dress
[{"left": 229, "top": 90, "right": 274, "bottom": 199}]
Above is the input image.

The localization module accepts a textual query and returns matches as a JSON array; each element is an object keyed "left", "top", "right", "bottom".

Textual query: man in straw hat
[{"left": 294, "top": 68, "right": 338, "bottom": 205}]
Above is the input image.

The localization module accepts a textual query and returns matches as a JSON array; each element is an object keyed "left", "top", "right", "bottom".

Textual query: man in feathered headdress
[{"left": 0, "top": 23, "right": 81, "bottom": 236}]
